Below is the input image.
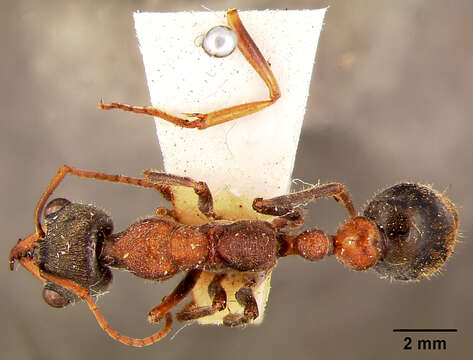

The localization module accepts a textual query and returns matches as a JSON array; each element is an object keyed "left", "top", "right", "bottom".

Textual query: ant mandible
[{"left": 9, "top": 9, "right": 459, "bottom": 347}]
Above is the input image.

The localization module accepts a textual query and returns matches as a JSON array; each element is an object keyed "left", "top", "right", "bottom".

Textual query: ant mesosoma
[{"left": 9, "top": 165, "right": 458, "bottom": 347}]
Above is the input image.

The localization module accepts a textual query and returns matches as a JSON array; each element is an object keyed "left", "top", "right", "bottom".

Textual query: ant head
[
  {"left": 38, "top": 198, "right": 114, "bottom": 307},
  {"left": 364, "top": 183, "right": 458, "bottom": 281}
]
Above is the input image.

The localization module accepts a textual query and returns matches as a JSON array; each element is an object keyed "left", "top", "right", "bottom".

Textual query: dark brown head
[{"left": 38, "top": 198, "right": 113, "bottom": 307}]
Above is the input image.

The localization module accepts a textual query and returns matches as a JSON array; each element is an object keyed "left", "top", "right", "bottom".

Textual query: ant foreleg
[
  {"left": 143, "top": 170, "right": 219, "bottom": 219},
  {"left": 176, "top": 273, "right": 227, "bottom": 321},
  {"left": 147, "top": 269, "right": 202, "bottom": 324},
  {"left": 253, "top": 182, "right": 356, "bottom": 218},
  {"left": 99, "top": 9, "right": 280, "bottom": 129}
]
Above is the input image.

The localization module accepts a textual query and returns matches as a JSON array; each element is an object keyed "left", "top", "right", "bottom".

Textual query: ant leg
[
  {"left": 253, "top": 182, "right": 357, "bottom": 219},
  {"left": 143, "top": 170, "right": 218, "bottom": 219},
  {"left": 176, "top": 273, "right": 227, "bottom": 321},
  {"left": 34, "top": 261, "right": 172, "bottom": 347},
  {"left": 223, "top": 282, "right": 259, "bottom": 327},
  {"left": 147, "top": 269, "right": 202, "bottom": 323},
  {"left": 99, "top": 9, "right": 280, "bottom": 129},
  {"left": 155, "top": 207, "right": 179, "bottom": 220},
  {"left": 34, "top": 165, "right": 174, "bottom": 238},
  {"left": 270, "top": 208, "right": 305, "bottom": 234}
]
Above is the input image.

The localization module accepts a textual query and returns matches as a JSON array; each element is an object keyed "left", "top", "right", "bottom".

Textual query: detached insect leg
[
  {"left": 253, "top": 182, "right": 357, "bottom": 218},
  {"left": 176, "top": 273, "right": 227, "bottom": 321},
  {"left": 34, "top": 165, "right": 174, "bottom": 239},
  {"left": 143, "top": 170, "right": 218, "bottom": 219},
  {"left": 147, "top": 269, "right": 202, "bottom": 323},
  {"left": 99, "top": 9, "right": 280, "bottom": 129}
]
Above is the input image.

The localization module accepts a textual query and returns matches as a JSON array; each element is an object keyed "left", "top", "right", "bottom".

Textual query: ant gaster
[{"left": 9, "top": 9, "right": 459, "bottom": 347}]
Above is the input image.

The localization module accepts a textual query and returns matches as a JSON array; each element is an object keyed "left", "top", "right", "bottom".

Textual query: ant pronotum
[{"left": 9, "top": 9, "right": 459, "bottom": 348}]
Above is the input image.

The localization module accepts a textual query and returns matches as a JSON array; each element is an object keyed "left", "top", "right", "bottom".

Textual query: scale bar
[{"left": 393, "top": 329, "right": 457, "bottom": 333}]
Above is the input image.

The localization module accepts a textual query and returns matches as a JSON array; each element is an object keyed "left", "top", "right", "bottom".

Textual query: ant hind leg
[
  {"left": 176, "top": 273, "right": 227, "bottom": 321},
  {"left": 147, "top": 269, "right": 202, "bottom": 324}
]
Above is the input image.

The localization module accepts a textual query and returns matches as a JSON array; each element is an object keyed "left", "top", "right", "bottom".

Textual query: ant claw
[{"left": 364, "top": 183, "right": 459, "bottom": 281}]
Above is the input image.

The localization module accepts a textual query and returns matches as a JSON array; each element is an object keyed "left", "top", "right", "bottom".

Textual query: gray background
[{"left": 2, "top": 1, "right": 472, "bottom": 359}]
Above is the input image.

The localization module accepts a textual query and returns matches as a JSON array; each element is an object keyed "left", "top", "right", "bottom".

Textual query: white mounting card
[{"left": 134, "top": 9, "right": 327, "bottom": 199}]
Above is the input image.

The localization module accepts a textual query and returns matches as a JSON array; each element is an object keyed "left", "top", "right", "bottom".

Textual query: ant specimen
[
  {"left": 9, "top": 9, "right": 459, "bottom": 347},
  {"left": 9, "top": 167, "right": 458, "bottom": 347}
]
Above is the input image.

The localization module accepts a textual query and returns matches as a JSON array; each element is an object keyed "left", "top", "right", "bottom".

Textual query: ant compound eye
[
  {"left": 202, "top": 26, "right": 237, "bottom": 57},
  {"left": 42, "top": 288, "right": 69, "bottom": 308},
  {"left": 42, "top": 282, "right": 79, "bottom": 308},
  {"left": 44, "top": 198, "right": 71, "bottom": 217},
  {"left": 364, "top": 183, "right": 459, "bottom": 281}
]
